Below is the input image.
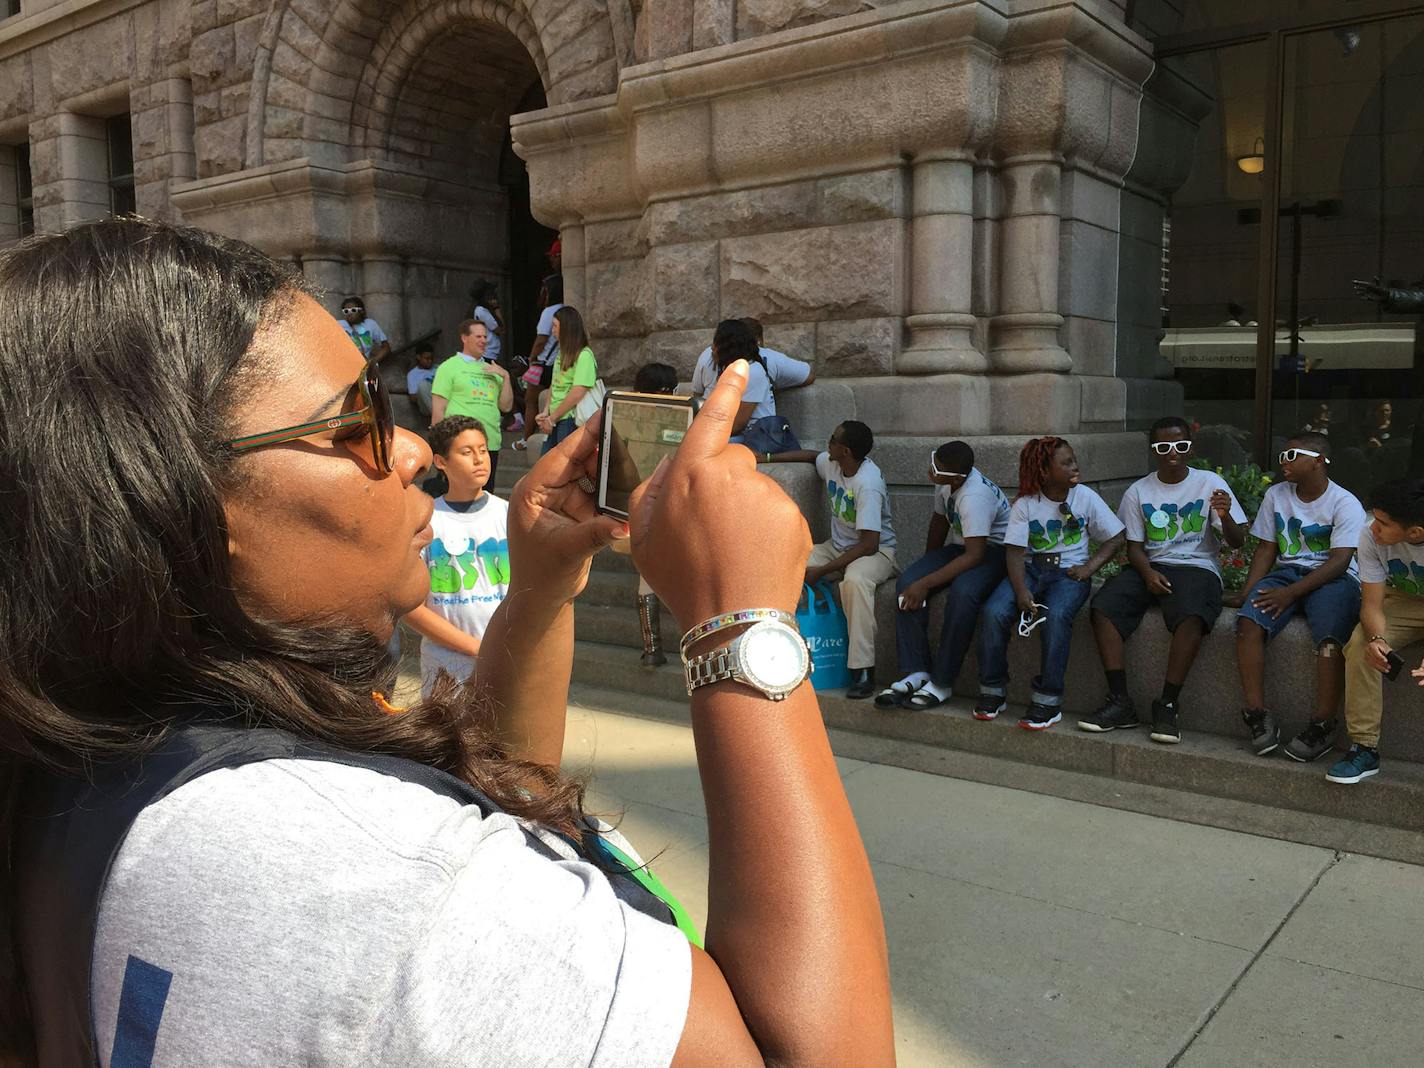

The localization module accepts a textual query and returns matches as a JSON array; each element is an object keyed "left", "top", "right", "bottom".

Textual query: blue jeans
[
  {"left": 540, "top": 416, "right": 577, "bottom": 454},
  {"left": 895, "top": 543, "right": 1007, "bottom": 687},
  {"left": 1236, "top": 564, "right": 1361, "bottom": 645},
  {"left": 978, "top": 562, "right": 1092, "bottom": 706}
]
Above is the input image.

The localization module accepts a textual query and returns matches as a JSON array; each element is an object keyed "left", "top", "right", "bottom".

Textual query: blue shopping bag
[{"left": 797, "top": 582, "right": 852, "bottom": 692}]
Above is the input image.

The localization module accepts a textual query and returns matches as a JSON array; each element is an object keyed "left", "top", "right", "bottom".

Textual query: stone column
[
  {"left": 989, "top": 156, "right": 1071, "bottom": 373},
  {"left": 301, "top": 257, "right": 355, "bottom": 312},
  {"left": 54, "top": 112, "right": 112, "bottom": 228},
  {"left": 360, "top": 256, "right": 407, "bottom": 346},
  {"left": 560, "top": 224, "right": 586, "bottom": 312},
  {"left": 0, "top": 146, "right": 18, "bottom": 244},
  {"left": 897, "top": 154, "right": 984, "bottom": 375}
]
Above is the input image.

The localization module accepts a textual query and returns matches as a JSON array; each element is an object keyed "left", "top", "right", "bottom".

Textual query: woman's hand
[
  {"left": 535, "top": 410, "right": 555, "bottom": 434},
  {"left": 507, "top": 411, "right": 627, "bottom": 604},
  {"left": 629, "top": 361, "right": 810, "bottom": 630}
]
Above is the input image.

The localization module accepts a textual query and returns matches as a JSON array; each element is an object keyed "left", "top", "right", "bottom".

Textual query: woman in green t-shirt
[{"left": 536, "top": 306, "right": 598, "bottom": 455}]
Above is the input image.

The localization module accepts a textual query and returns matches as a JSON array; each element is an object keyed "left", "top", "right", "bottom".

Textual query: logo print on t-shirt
[
  {"left": 827, "top": 482, "right": 857, "bottom": 524},
  {"left": 1274, "top": 514, "right": 1332, "bottom": 557},
  {"left": 1140, "top": 500, "right": 1206, "bottom": 543},
  {"left": 1385, "top": 558, "right": 1424, "bottom": 595},
  {"left": 429, "top": 536, "right": 510, "bottom": 593},
  {"left": 1027, "top": 518, "right": 1084, "bottom": 551}
]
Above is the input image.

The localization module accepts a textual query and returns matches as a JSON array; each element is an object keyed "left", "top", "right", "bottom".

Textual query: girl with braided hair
[{"left": 971, "top": 437, "right": 1125, "bottom": 730}]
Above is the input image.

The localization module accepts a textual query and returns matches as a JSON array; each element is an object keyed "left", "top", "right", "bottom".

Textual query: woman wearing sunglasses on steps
[{"left": 0, "top": 220, "right": 893, "bottom": 1068}]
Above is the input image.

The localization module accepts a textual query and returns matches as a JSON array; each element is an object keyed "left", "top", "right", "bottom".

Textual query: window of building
[
  {"left": 1144, "top": 7, "right": 1424, "bottom": 496},
  {"left": 16, "top": 143, "right": 33, "bottom": 237},
  {"left": 2, "top": 0, "right": 21, "bottom": 20},
  {"left": 106, "top": 114, "right": 134, "bottom": 216}
]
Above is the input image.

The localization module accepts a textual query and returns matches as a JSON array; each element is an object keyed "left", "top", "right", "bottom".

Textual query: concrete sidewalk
[{"left": 561, "top": 698, "right": 1424, "bottom": 1068}]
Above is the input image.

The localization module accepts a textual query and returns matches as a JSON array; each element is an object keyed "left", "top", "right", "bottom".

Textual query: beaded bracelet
[{"left": 679, "top": 608, "right": 798, "bottom": 662}]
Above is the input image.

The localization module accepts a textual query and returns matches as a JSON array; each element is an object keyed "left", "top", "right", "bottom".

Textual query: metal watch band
[
  {"left": 684, "top": 645, "right": 739, "bottom": 696},
  {"left": 679, "top": 608, "right": 797, "bottom": 662}
]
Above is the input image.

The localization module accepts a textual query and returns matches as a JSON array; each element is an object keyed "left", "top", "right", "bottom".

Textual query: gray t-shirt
[
  {"left": 1118, "top": 468, "right": 1247, "bottom": 578},
  {"left": 814, "top": 452, "right": 897, "bottom": 554},
  {"left": 92, "top": 759, "right": 691, "bottom": 1066}
]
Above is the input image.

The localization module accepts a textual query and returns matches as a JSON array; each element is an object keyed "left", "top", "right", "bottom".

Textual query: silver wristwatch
[{"left": 684, "top": 619, "right": 812, "bottom": 700}]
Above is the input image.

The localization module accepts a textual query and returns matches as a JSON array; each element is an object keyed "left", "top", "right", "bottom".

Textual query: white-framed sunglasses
[
  {"left": 1017, "top": 603, "right": 1049, "bottom": 638},
  {"left": 1150, "top": 440, "right": 1192, "bottom": 456},
  {"left": 930, "top": 450, "right": 968, "bottom": 479},
  {"left": 1279, "top": 448, "right": 1329, "bottom": 465}
]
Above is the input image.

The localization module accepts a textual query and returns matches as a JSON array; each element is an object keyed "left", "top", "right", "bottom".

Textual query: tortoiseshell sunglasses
[{"left": 224, "top": 357, "right": 395, "bottom": 473}]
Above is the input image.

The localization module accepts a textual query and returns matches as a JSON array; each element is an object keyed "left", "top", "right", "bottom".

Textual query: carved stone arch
[{"left": 348, "top": 0, "right": 550, "bottom": 158}]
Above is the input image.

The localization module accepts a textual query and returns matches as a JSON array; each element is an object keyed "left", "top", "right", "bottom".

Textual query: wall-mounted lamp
[{"left": 1237, "top": 137, "right": 1265, "bottom": 175}]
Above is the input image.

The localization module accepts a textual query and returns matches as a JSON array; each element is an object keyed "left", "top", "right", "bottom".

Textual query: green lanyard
[{"left": 589, "top": 836, "right": 703, "bottom": 949}]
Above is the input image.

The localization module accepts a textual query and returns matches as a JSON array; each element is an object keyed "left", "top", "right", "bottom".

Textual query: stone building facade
[{"left": 0, "top": 0, "right": 1221, "bottom": 507}]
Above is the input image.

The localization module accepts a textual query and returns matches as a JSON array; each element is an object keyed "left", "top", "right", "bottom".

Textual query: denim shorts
[{"left": 1235, "top": 564, "right": 1361, "bottom": 646}]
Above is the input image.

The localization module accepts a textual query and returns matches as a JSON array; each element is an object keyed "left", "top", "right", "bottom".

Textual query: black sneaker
[
  {"left": 1078, "top": 693, "right": 1137, "bottom": 732},
  {"left": 1284, "top": 718, "right": 1338, "bottom": 763},
  {"left": 1018, "top": 702, "right": 1062, "bottom": 731},
  {"left": 845, "top": 670, "right": 877, "bottom": 701},
  {"left": 973, "top": 694, "right": 1007, "bottom": 721},
  {"left": 1148, "top": 700, "right": 1181, "bottom": 744},
  {"left": 1241, "top": 708, "right": 1280, "bottom": 756}
]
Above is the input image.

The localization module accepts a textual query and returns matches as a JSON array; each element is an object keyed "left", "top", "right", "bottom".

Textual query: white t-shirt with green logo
[
  {"left": 933, "top": 468, "right": 1010, "bottom": 546},
  {"left": 1249, "top": 480, "right": 1366, "bottom": 578},
  {"left": 1357, "top": 524, "right": 1424, "bottom": 595},
  {"left": 1118, "top": 468, "right": 1247, "bottom": 578},
  {"left": 815, "top": 452, "right": 897, "bottom": 555},
  {"left": 340, "top": 317, "right": 387, "bottom": 357},
  {"left": 1005, "top": 485, "right": 1124, "bottom": 568}
]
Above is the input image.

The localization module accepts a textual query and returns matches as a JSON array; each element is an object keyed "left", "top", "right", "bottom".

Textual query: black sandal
[{"left": 904, "top": 686, "right": 948, "bottom": 710}]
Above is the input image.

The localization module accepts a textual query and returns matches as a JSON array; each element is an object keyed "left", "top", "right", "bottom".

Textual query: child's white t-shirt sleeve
[
  {"left": 1358, "top": 527, "right": 1387, "bottom": 584},
  {"left": 1118, "top": 483, "right": 1144, "bottom": 542},
  {"left": 1083, "top": 488, "right": 1125, "bottom": 541},
  {"left": 1004, "top": 497, "right": 1031, "bottom": 548},
  {"left": 369, "top": 319, "right": 388, "bottom": 344},
  {"left": 1331, "top": 491, "right": 1367, "bottom": 549},
  {"left": 814, "top": 451, "right": 831, "bottom": 482},
  {"left": 856, "top": 480, "right": 886, "bottom": 536},
  {"left": 1249, "top": 485, "right": 1282, "bottom": 543},
  {"left": 957, "top": 486, "right": 994, "bottom": 539}
]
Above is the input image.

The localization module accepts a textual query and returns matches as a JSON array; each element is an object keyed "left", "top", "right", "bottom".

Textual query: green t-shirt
[
  {"left": 431, "top": 355, "right": 505, "bottom": 451},
  {"left": 548, "top": 347, "right": 598, "bottom": 421}
]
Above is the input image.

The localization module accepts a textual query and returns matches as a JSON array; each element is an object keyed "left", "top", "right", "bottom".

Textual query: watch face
[{"left": 738, "top": 621, "right": 810, "bottom": 694}]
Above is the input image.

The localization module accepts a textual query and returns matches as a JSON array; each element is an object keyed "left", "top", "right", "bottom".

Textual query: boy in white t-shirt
[
  {"left": 1079, "top": 417, "right": 1247, "bottom": 742},
  {"left": 1329, "top": 479, "right": 1424, "bottom": 784},
  {"left": 404, "top": 416, "right": 510, "bottom": 697},
  {"left": 975, "top": 437, "right": 1125, "bottom": 731},
  {"left": 337, "top": 296, "right": 390, "bottom": 362},
  {"left": 767, "top": 421, "right": 899, "bottom": 699},
  {"left": 1229, "top": 433, "right": 1366, "bottom": 763},
  {"left": 876, "top": 441, "right": 1010, "bottom": 710}
]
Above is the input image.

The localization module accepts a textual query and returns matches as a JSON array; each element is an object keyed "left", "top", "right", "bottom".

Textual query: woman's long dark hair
[
  {"left": 0, "top": 219, "right": 591, "bottom": 1059},
  {"left": 711, "top": 318, "right": 763, "bottom": 374},
  {"left": 554, "top": 305, "right": 590, "bottom": 371}
]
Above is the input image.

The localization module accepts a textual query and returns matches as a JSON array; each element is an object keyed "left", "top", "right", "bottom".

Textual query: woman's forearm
[
  {"left": 550, "top": 385, "right": 590, "bottom": 423},
  {"left": 474, "top": 586, "right": 574, "bottom": 770},
  {"left": 691, "top": 676, "right": 893, "bottom": 1064}
]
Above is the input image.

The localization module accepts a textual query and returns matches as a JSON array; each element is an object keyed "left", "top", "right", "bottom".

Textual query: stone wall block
[
  {"left": 189, "top": 0, "right": 217, "bottom": 34},
  {"left": 761, "top": 321, "right": 815, "bottom": 362},
  {"left": 265, "top": 106, "right": 306, "bottom": 140},
  {"left": 818, "top": 169, "right": 904, "bottom": 225},
  {"left": 632, "top": 104, "right": 714, "bottom": 200},
  {"left": 648, "top": 328, "right": 710, "bottom": 377},
  {"left": 646, "top": 181, "right": 817, "bottom": 246},
  {"left": 0, "top": 63, "right": 34, "bottom": 124},
  {"left": 233, "top": 14, "right": 265, "bottom": 72},
  {"left": 220, "top": 84, "right": 251, "bottom": 120},
  {"left": 1078, "top": 373, "right": 1126, "bottom": 425},
  {"left": 539, "top": 1, "right": 606, "bottom": 58},
  {"left": 215, "top": 0, "right": 261, "bottom": 28},
  {"left": 189, "top": 27, "right": 236, "bottom": 86},
  {"left": 643, "top": 0, "right": 694, "bottom": 60},
  {"left": 736, "top": 0, "right": 873, "bottom": 39},
  {"left": 195, "top": 115, "right": 245, "bottom": 177},
  {"left": 194, "top": 90, "right": 222, "bottom": 125},
  {"left": 720, "top": 219, "right": 903, "bottom": 322},
  {"left": 47, "top": 21, "right": 134, "bottom": 102},
  {"left": 1060, "top": 168, "right": 1119, "bottom": 230},
  {"left": 131, "top": 106, "right": 168, "bottom": 160},
  {"left": 693, "top": 0, "right": 734, "bottom": 49},
  {"left": 1065, "top": 317, "right": 1117, "bottom": 378},
  {"left": 814, "top": 317, "right": 899, "bottom": 377},
  {"left": 585, "top": 217, "right": 648, "bottom": 262},
  {"left": 590, "top": 336, "right": 648, "bottom": 386},
  {"left": 648, "top": 241, "right": 719, "bottom": 330},
  {"left": 586, "top": 258, "right": 650, "bottom": 337},
  {"left": 1059, "top": 220, "right": 1118, "bottom": 322},
  {"left": 554, "top": 59, "right": 622, "bottom": 104},
  {"left": 282, "top": 10, "right": 325, "bottom": 61}
]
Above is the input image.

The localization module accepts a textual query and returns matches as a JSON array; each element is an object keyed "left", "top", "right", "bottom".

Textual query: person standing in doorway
[
  {"left": 515, "top": 275, "right": 564, "bottom": 451},
  {"left": 338, "top": 296, "right": 391, "bottom": 363}
]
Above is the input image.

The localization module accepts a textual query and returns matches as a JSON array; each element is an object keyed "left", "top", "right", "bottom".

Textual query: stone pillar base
[
  {"left": 896, "top": 313, "right": 987, "bottom": 374},
  {"left": 989, "top": 312, "right": 1072, "bottom": 373}
]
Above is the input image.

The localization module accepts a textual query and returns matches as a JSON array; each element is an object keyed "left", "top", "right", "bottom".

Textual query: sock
[
  {"left": 1106, "top": 669, "right": 1128, "bottom": 696},
  {"left": 894, "top": 671, "right": 930, "bottom": 693},
  {"left": 919, "top": 680, "right": 952, "bottom": 701},
  {"left": 1161, "top": 681, "right": 1183, "bottom": 706}
]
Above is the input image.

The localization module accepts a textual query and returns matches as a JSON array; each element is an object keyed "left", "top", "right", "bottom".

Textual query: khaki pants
[
  {"left": 1343, "top": 590, "right": 1424, "bottom": 747},
  {"left": 808, "top": 542, "right": 899, "bottom": 670}
]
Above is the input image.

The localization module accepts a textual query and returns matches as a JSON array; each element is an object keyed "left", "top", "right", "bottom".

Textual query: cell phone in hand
[
  {"left": 1385, "top": 650, "right": 1406, "bottom": 682},
  {"left": 595, "top": 391, "right": 697, "bottom": 520}
]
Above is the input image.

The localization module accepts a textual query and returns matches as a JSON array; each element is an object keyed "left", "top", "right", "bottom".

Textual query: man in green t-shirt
[{"left": 432, "top": 320, "right": 513, "bottom": 482}]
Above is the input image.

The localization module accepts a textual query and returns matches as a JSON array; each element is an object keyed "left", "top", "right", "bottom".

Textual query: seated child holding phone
[
  {"left": 1330, "top": 478, "right": 1424, "bottom": 784},
  {"left": 975, "top": 437, "right": 1125, "bottom": 731},
  {"left": 404, "top": 416, "right": 509, "bottom": 696}
]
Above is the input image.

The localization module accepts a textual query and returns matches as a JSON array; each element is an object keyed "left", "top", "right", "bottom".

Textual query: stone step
[
  {"left": 570, "top": 638, "right": 1424, "bottom": 841},
  {"left": 574, "top": 602, "right": 681, "bottom": 651}
]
